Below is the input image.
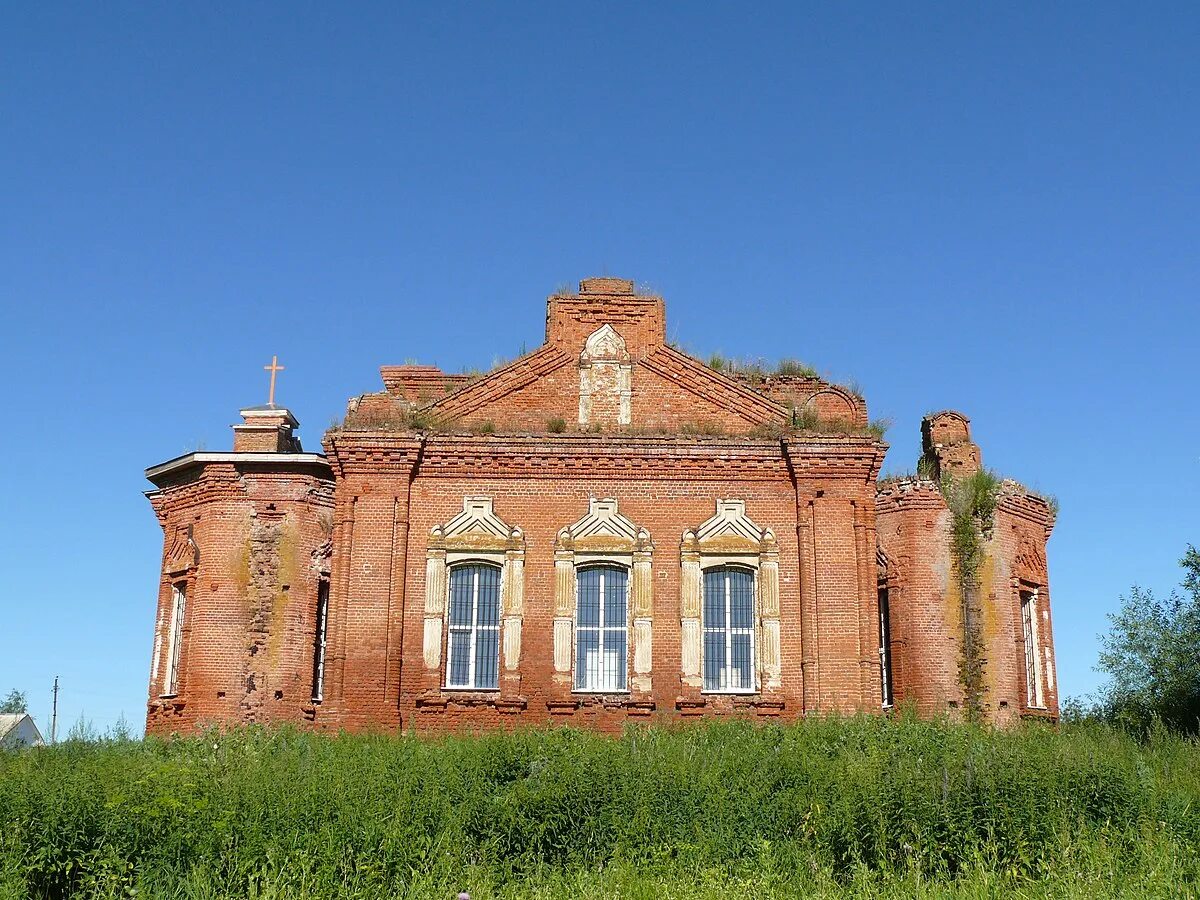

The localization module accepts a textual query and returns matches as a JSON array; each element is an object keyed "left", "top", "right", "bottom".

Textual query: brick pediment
[
  {"left": 685, "top": 499, "right": 775, "bottom": 556},
  {"left": 430, "top": 497, "right": 522, "bottom": 554},
  {"left": 638, "top": 347, "right": 788, "bottom": 428},
  {"left": 412, "top": 340, "right": 787, "bottom": 434},
  {"left": 557, "top": 498, "right": 651, "bottom": 555},
  {"left": 391, "top": 279, "right": 790, "bottom": 434},
  {"left": 429, "top": 345, "right": 575, "bottom": 423}
]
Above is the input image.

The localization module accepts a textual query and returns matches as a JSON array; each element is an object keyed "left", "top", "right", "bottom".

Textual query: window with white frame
[
  {"left": 879, "top": 587, "right": 894, "bottom": 708},
  {"left": 1021, "top": 588, "right": 1045, "bottom": 708},
  {"left": 446, "top": 564, "right": 501, "bottom": 690},
  {"left": 702, "top": 566, "right": 756, "bottom": 693},
  {"left": 575, "top": 565, "right": 628, "bottom": 692},
  {"left": 164, "top": 582, "right": 186, "bottom": 696},
  {"left": 311, "top": 580, "right": 330, "bottom": 701}
]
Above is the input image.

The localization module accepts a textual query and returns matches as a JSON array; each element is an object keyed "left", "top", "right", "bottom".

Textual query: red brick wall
[
  {"left": 145, "top": 462, "right": 334, "bottom": 735},
  {"left": 144, "top": 280, "right": 1057, "bottom": 735},
  {"left": 875, "top": 478, "right": 1058, "bottom": 723},
  {"left": 306, "top": 431, "right": 886, "bottom": 734}
]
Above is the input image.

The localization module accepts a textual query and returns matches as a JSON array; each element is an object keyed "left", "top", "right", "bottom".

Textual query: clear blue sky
[{"left": 2, "top": 4, "right": 1197, "bottom": 736}]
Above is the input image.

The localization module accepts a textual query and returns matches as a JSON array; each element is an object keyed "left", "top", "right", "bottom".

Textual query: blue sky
[{"left": 2, "top": 4, "right": 1197, "bottom": 735}]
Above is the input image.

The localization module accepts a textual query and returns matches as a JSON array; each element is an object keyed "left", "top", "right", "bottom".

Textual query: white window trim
[
  {"left": 573, "top": 564, "right": 631, "bottom": 694},
  {"left": 163, "top": 582, "right": 186, "bottom": 697},
  {"left": 700, "top": 565, "right": 758, "bottom": 695},
  {"left": 1022, "top": 587, "right": 1046, "bottom": 709},
  {"left": 879, "top": 586, "right": 894, "bottom": 709},
  {"left": 444, "top": 563, "right": 502, "bottom": 692},
  {"left": 311, "top": 581, "right": 329, "bottom": 702}
]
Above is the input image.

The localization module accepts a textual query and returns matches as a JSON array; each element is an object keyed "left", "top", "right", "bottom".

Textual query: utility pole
[{"left": 50, "top": 676, "right": 58, "bottom": 744}]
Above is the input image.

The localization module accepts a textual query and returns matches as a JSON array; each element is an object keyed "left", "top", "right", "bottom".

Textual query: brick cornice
[
  {"left": 875, "top": 478, "right": 946, "bottom": 513},
  {"left": 367, "top": 432, "right": 879, "bottom": 481},
  {"left": 997, "top": 482, "right": 1057, "bottom": 531},
  {"left": 417, "top": 433, "right": 789, "bottom": 479},
  {"left": 323, "top": 432, "right": 424, "bottom": 477},
  {"left": 145, "top": 452, "right": 330, "bottom": 487},
  {"left": 144, "top": 462, "right": 336, "bottom": 514},
  {"left": 782, "top": 436, "right": 887, "bottom": 483}
]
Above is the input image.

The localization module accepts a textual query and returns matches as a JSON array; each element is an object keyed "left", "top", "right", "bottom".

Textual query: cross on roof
[{"left": 264, "top": 355, "right": 285, "bottom": 408}]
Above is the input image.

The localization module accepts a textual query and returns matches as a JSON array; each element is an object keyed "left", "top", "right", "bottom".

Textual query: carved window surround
[
  {"left": 423, "top": 499, "right": 525, "bottom": 693},
  {"left": 553, "top": 498, "right": 653, "bottom": 695},
  {"left": 578, "top": 324, "right": 632, "bottom": 427},
  {"left": 156, "top": 525, "right": 199, "bottom": 699},
  {"left": 1013, "top": 533, "right": 1053, "bottom": 714},
  {"left": 680, "top": 500, "right": 780, "bottom": 692}
]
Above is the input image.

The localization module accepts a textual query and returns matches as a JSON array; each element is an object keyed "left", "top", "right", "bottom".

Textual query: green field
[{"left": 2, "top": 716, "right": 1198, "bottom": 898}]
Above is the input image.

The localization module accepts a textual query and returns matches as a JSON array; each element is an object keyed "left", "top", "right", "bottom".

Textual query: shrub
[
  {"left": 546, "top": 417, "right": 567, "bottom": 434},
  {"left": 2, "top": 718, "right": 1199, "bottom": 898}
]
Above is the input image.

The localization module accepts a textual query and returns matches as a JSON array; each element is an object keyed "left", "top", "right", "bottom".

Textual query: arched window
[
  {"left": 575, "top": 564, "right": 629, "bottom": 692},
  {"left": 681, "top": 501, "right": 778, "bottom": 695},
  {"left": 445, "top": 563, "right": 501, "bottom": 690},
  {"left": 702, "top": 566, "right": 756, "bottom": 693}
]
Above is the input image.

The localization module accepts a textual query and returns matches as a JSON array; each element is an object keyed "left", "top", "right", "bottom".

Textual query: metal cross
[{"left": 264, "top": 355, "right": 285, "bottom": 408}]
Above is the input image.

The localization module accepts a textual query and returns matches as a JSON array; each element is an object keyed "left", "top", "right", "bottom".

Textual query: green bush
[{"left": 1, "top": 717, "right": 1198, "bottom": 898}]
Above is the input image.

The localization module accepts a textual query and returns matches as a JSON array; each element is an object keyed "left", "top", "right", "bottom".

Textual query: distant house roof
[{"left": 0, "top": 713, "right": 45, "bottom": 749}]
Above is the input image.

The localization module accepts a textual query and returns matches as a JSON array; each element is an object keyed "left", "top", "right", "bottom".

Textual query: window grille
[
  {"left": 1021, "top": 589, "right": 1044, "bottom": 707},
  {"left": 879, "top": 587, "right": 894, "bottom": 708},
  {"left": 446, "top": 564, "right": 501, "bottom": 690},
  {"left": 575, "top": 565, "right": 628, "bottom": 691},
  {"left": 311, "top": 580, "right": 329, "bottom": 701},
  {"left": 164, "top": 582, "right": 186, "bottom": 696},
  {"left": 702, "top": 567, "right": 755, "bottom": 693}
]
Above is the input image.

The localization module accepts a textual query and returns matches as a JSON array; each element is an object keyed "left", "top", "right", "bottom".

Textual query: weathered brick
[{"left": 143, "top": 280, "right": 1058, "bottom": 735}]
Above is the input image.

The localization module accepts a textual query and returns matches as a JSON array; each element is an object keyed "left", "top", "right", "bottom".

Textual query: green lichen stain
[
  {"left": 229, "top": 521, "right": 252, "bottom": 598},
  {"left": 267, "top": 517, "right": 300, "bottom": 667},
  {"left": 976, "top": 545, "right": 999, "bottom": 703}
]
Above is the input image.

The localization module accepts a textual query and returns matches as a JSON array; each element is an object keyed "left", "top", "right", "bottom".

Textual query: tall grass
[{"left": 1, "top": 716, "right": 1198, "bottom": 898}]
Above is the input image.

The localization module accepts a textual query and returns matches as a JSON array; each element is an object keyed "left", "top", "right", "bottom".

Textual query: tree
[
  {"left": 0, "top": 689, "right": 27, "bottom": 714},
  {"left": 1095, "top": 545, "right": 1200, "bottom": 734}
]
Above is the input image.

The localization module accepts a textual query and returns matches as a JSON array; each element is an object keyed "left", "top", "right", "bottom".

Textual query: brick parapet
[{"left": 380, "top": 365, "right": 472, "bottom": 403}]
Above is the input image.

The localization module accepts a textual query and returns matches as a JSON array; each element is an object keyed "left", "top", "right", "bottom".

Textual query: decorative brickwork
[{"left": 144, "top": 278, "right": 1058, "bottom": 734}]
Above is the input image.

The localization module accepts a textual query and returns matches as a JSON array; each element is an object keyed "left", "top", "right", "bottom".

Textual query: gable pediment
[
  {"left": 686, "top": 499, "right": 775, "bottom": 556},
  {"left": 431, "top": 497, "right": 522, "bottom": 553},
  {"left": 403, "top": 313, "right": 788, "bottom": 434},
  {"left": 558, "top": 497, "right": 650, "bottom": 554}
]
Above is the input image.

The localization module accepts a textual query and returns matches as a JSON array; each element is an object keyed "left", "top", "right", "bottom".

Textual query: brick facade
[{"left": 144, "top": 278, "right": 1058, "bottom": 734}]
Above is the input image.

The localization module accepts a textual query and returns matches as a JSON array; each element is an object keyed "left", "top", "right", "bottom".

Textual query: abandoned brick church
[{"left": 144, "top": 278, "right": 1058, "bottom": 735}]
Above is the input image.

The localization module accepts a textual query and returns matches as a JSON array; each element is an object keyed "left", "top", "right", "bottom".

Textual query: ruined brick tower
[{"left": 144, "top": 278, "right": 1058, "bottom": 734}]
